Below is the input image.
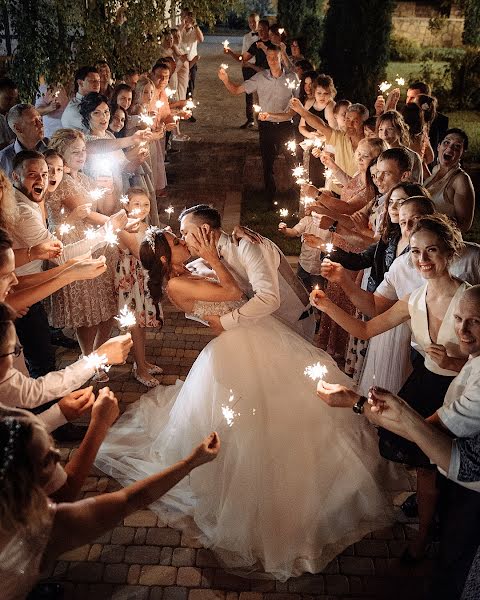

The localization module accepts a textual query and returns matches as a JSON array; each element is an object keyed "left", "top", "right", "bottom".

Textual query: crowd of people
[{"left": 0, "top": 10, "right": 479, "bottom": 600}]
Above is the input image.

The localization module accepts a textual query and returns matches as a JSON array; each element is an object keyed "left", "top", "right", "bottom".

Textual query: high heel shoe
[{"left": 132, "top": 364, "right": 160, "bottom": 388}]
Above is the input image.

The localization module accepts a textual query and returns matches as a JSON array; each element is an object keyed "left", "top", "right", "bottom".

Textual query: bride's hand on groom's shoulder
[
  {"left": 187, "top": 432, "right": 221, "bottom": 468},
  {"left": 316, "top": 381, "right": 358, "bottom": 408},
  {"left": 231, "top": 225, "right": 262, "bottom": 246}
]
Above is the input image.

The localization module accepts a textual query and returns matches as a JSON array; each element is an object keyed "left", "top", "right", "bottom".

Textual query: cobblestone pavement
[{"left": 52, "top": 37, "right": 434, "bottom": 600}]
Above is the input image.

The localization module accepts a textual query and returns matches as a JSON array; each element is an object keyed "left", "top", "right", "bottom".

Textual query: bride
[{"left": 95, "top": 225, "right": 407, "bottom": 581}]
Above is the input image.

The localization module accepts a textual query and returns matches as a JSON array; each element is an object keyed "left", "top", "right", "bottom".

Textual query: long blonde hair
[
  {"left": 131, "top": 76, "right": 155, "bottom": 114},
  {"left": 0, "top": 169, "right": 17, "bottom": 233},
  {"left": 48, "top": 128, "right": 85, "bottom": 166}
]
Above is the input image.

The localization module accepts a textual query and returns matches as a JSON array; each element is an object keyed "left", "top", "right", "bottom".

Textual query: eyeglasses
[{"left": 0, "top": 342, "right": 23, "bottom": 359}]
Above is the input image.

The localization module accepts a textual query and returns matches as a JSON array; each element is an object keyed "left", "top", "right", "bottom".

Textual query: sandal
[
  {"left": 134, "top": 362, "right": 163, "bottom": 376},
  {"left": 133, "top": 365, "right": 160, "bottom": 388}
]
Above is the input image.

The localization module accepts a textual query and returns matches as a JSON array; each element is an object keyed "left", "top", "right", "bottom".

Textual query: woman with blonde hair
[{"left": 376, "top": 110, "right": 423, "bottom": 183}]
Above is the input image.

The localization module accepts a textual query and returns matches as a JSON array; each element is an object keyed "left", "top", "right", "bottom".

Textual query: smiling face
[
  {"left": 387, "top": 187, "right": 409, "bottom": 225},
  {"left": 454, "top": 291, "right": 480, "bottom": 357},
  {"left": 410, "top": 229, "right": 450, "bottom": 280},
  {"left": 344, "top": 110, "right": 364, "bottom": 138},
  {"left": 127, "top": 192, "right": 150, "bottom": 221},
  {"left": 0, "top": 248, "right": 17, "bottom": 303},
  {"left": 62, "top": 137, "right": 87, "bottom": 172},
  {"left": 378, "top": 118, "right": 400, "bottom": 146},
  {"left": 46, "top": 154, "right": 64, "bottom": 193},
  {"left": 438, "top": 133, "right": 465, "bottom": 169},
  {"left": 13, "top": 158, "right": 49, "bottom": 203},
  {"left": 116, "top": 89, "right": 132, "bottom": 111},
  {"left": 375, "top": 158, "right": 405, "bottom": 195},
  {"left": 354, "top": 140, "right": 378, "bottom": 174},
  {"left": 89, "top": 102, "right": 110, "bottom": 134},
  {"left": 109, "top": 108, "right": 126, "bottom": 133}
]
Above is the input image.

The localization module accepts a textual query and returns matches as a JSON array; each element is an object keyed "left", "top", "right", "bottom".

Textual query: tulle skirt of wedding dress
[{"left": 95, "top": 316, "right": 409, "bottom": 581}]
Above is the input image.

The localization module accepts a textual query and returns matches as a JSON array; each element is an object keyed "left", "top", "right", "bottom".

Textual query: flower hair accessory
[
  {"left": 145, "top": 226, "right": 162, "bottom": 252},
  {"left": 421, "top": 103, "right": 430, "bottom": 110},
  {"left": 0, "top": 419, "right": 22, "bottom": 483}
]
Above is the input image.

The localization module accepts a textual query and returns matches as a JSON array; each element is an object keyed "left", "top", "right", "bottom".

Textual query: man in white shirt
[
  {"left": 178, "top": 10, "right": 204, "bottom": 102},
  {"left": 61, "top": 66, "right": 100, "bottom": 131},
  {"left": 0, "top": 103, "right": 48, "bottom": 177}
]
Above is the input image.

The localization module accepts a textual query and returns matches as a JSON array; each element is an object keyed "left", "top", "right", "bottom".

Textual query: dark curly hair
[
  {"left": 140, "top": 229, "right": 172, "bottom": 321},
  {"left": 79, "top": 92, "right": 110, "bottom": 132}
]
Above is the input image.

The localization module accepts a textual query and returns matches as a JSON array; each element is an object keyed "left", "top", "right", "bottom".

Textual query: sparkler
[
  {"left": 324, "top": 167, "right": 333, "bottom": 179},
  {"left": 312, "top": 138, "right": 325, "bottom": 149},
  {"left": 59, "top": 223, "right": 75, "bottom": 237},
  {"left": 54, "top": 90, "right": 60, "bottom": 98},
  {"left": 253, "top": 104, "right": 261, "bottom": 113},
  {"left": 155, "top": 100, "right": 165, "bottom": 109},
  {"left": 172, "top": 115, "right": 180, "bottom": 123},
  {"left": 222, "top": 39, "right": 230, "bottom": 49},
  {"left": 304, "top": 362, "right": 328, "bottom": 381},
  {"left": 301, "top": 196, "right": 316, "bottom": 207},
  {"left": 278, "top": 28, "right": 285, "bottom": 34},
  {"left": 119, "top": 194, "right": 129, "bottom": 206},
  {"left": 220, "top": 63, "right": 229, "bottom": 70},
  {"left": 165, "top": 87, "right": 176, "bottom": 99},
  {"left": 325, "top": 242, "right": 334, "bottom": 255},
  {"left": 285, "top": 77, "right": 298, "bottom": 90},
  {"left": 219, "top": 389, "right": 241, "bottom": 428},
  {"left": 279, "top": 208, "right": 289, "bottom": 218},
  {"left": 84, "top": 227, "right": 97, "bottom": 240},
  {"left": 285, "top": 139, "right": 297, "bottom": 154},
  {"left": 89, "top": 188, "right": 107, "bottom": 201},
  {"left": 115, "top": 306, "right": 137, "bottom": 330},
  {"left": 185, "top": 99, "right": 195, "bottom": 111},
  {"left": 94, "top": 156, "right": 113, "bottom": 178},
  {"left": 139, "top": 113, "right": 154, "bottom": 127},
  {"left": 164, "top": 205, "right": 174, "bottom": 220},
  {"left": 292, "top": 165, "right": 306, "bottom": 179},
  {"left": 104, "top": 222, "right": 119, "bottom": 246},
  {"left": 295, "top": 177, "right": 310, "bottom": 185},
  {"left": 60, "top": 207, "right": 65, "bottom": 215},
  {"left": 83, "top": 352, "right": 111, "bottom": 373},
  {"left": 395, "top": 76, "right": 405, "bottom": 86},
  {"left": 379, "top": 81, "right": 392, "bottom": 94},
  {"left": 129, "top": 208, "right": 142, "bottom": 217}
]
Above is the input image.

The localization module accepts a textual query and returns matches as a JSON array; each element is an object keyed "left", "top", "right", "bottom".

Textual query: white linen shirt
[
  {"left": 61, "top": 92, "right": 86, "bottom": 131},
  {"left": 179, "top": 27, "right": 199, "bottom": 62}
]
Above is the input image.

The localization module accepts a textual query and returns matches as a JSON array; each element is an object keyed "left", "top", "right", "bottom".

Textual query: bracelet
[
  {"left": 353, "top": 395, "right": 367, "bottom": 415},
  {"left": 328, "top": 220, "right": 338, "bottom": 233},
  {"left": 27, "top": 247, "right": 32, "bottom": 262}
]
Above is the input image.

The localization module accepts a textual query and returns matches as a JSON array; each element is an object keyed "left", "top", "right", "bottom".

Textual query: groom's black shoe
[{"left": 299, "top": 306, "right": 315, "bottom": 321}]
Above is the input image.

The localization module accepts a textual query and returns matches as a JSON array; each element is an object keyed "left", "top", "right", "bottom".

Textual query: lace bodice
[{"left": 192, "top": 298, "right": 246, "bottom": 320}]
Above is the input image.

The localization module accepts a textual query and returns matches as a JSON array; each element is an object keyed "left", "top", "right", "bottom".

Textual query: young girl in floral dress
[{"left": 115, "top": 188, "right": 163, "bottom": 387}]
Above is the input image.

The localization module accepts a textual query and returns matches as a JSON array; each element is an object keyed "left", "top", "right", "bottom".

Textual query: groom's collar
[{"left": 216, "top": 231, "right": 230, "bottom": 258}]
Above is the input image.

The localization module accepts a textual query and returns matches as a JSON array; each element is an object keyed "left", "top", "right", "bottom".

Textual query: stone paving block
[
  {"left": 52, "top": 560, "right": 69, "bottom": 579},
  {"left": 188, "top": 590, "right": 226, "bottom": 600},
  {"left": 321, "top": 558, "right": 339, "bottom": 574},
  {"left": 177, "top": 567, "right": 203, "bottom": 587},
  {"left": 111, "top": 527, "right": 136, "bottom": 545},
  {"left": 149, "top": 587, "right": 164, "bottom": 600},
  {"left": 135, "top": 527, "right": 147, "bottom": 544},
  {"left": 87, "top": 583, "right": 115, "bottom": 599},
  {"left": 201, "top": 568, "right": 216, "bottom": 587},
  {"left": 111, "top": 585, "right": 150, "bottom": 599},
  {"left": 213, "top": 571, "right": 251, "bottom": 591},
  {"left": 163, "top": 586, "right": 188, "bottom": 600},
  {"left": 59, "top": 544, "right": 90, "bottom": 561},
  {"left": 128, "top": 564, "right": 142, "bottom": 584},
  {"left": 104, "top": 563, "right": 129, "bottom": 583},
  {"left": 226, "top": 593, "right": 238, "bottom": 600},
  {"left": 125, "top": 545, "right": 161, "bottom": 564},
  {"left": 139, "top": 565, "right": 178, "bottom": 585},
  {"left": 93, "top": 530, "right": 112, "bottom": 544},
  {"left": 88, "top": 544, "right": 103, "bottom": 561},
  {"left": 354, "top": 539, "right": 389, "bottom": 557},
  {"left": 339, "top": 556, "right": 375, "bottom": 575},
  {"left": 181, "top": 531, "right": 203, "bottom": 548},
  {"left": 160, "top": 547, "right": 174, "bottom": 565},
  {"left": 274, "top": 582, "right": 288, "bottom": 592},
  {"left": 325, "top": 574, "right": 349, "bottom": 595},
  {"left": 100, "top": 544, "right": 126, "bottom": 563},
  {"left": 146, "top": 527, "right": 182, "bottom": 546},
  {"left": 249, "top": 580, "right": 276, "bottom": 592},
  {"left": 173, "top": 548, "right": 197, "bottom": 566},
  {"left": 264, "top": 594, "right": 301, "bottom": 600},
  {"left": 239, "top": 593, "right": 264, "bottom": 600},
  {"left": 124, "top": 510, "right": 158, "bottom": 527},
  {"left": 287, "top": 575, "right": 325, "bottom": 594},
  {"left": 68, "top": 561, "right": 104, "bottom": 583},
  {"left": 196, "top": 549, "right": 219, "bottom": 567}
]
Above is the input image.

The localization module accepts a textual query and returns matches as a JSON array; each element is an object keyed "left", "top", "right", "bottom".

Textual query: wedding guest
[
  {"left": 218, "top": 46, "right": 298, "bottom": 203},
  {"left": 312, "top": 214, "right": 469, "bottom": 561},
  {"left": 124, "top": 68, "right": 140, "bottom": 90},
  {"left": 0, "top": 300, "right": 132, "bottom": 432},
  {"left": 0, "top": 78, "right": 18, "bottom": 149},
  {"left": 406, "top": 80, "right": 449, "bottom": 153},
  {"left": 116, "top": 188, "right": 163, "bottom": 386},
  {"left": 225, "top": 18, "right": 272, "bottom": 75},
  {"left": 96, "top": 59, "right": 114, "bottom": 99},
  {"left": 0, "top": 104, "right": 48, "bottom": 176},
  {"left": 35, "top": 81, "right": 68, "bottom": 138},
  {"left": 363, "top": 116, "right": 377, "bottom": 139},
  {"left": 178, "top": 10, "right": 204, "bottom": 100},
  {"left": 425, "top": 128, "right": 475, "bottom": 233},
  {"left": 110, "top": 83, "right": 133, "bottom": 114},
  {"left": 0, "top": 408, "right": 219, "bottom": 600},
  {"left": 239, "top": 12, "right": 260, "bottom": 129},
  {"left": 400, "top": 102, "right": 434, "bottom": 177},
  {"left": 61, "top": 66, "right": 101, "bottom": 131}
]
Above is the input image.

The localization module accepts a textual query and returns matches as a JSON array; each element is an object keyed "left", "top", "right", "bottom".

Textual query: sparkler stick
[
  {"left": 395, "top": 76, "right": 405, "bottom": 86},
  {"left": 285, "top": 139, "right": 297, "bottom": 154},
  {"left": 139, "top": 113, "right": 154, "bottom": 127},
  {"left": 119, "top": 194, "right": 129, "bottom": 206},
  {"left": 164, "top": 205, "right": 174, "bottom": 220},
  {"left": 301, "top": 196, "right": 315, "bottom": 207},
  {"left": 83, "top": 352, "right": 111, "bottom": 374},
  {"left": 220, "top": 63, "right": 229, "bottom": 70},
  {"left": 253, "top": 104, "right": 261, "bottom": 113},
  {"left": 185, "top": 99, "right": 195, "bottom": 111},
  {"left": 292, "top": 165, "right": 306, "bottom": 179},
  {"left": 222, "top": 39, "right": 230, "bottom": 49},
  {"left": 379, "top": 81, "right": 392, "bottom": 95},
  {"left": 279, "top": 208, "right": 289, "bottom": 218},
  {"left": 59, "top": 223, "right": 75, "bottom": 237},
  {"left": 165, "top": 87, "right": 176, "bottom": 99},
  {"left": 115, "top": 306, "right": 137, "bottom": 331},
  {"left": 89, "top": 188, "right": 107, "bottom": 201},
  {"left": 129, "top": 208, "right": 142, "bottom": 217},
  {"left": 155, "top": 100, "right": 165, "bottom": 109},
  {"left": 104, "top": 222, "right": 119, "bottom": 246},
  {"left": 278, "top": 28, "right": 285, "bottom": 34},
  {"left": 84, "top": 227, "right": 97, "bottom": 240}
]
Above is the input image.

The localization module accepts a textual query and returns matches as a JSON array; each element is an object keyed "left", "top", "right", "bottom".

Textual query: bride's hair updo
[{"left": 140, "top": 229, "right": 172, "bottom": 321}]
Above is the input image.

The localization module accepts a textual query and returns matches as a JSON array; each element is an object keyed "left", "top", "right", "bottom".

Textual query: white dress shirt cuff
[{"left": 38, "top": 403, "right": 68, "bottom": 433}]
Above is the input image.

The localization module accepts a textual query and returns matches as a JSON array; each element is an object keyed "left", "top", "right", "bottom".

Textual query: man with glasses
[{"left": 61, "top": 66, "right": 101, "bottom": 131}]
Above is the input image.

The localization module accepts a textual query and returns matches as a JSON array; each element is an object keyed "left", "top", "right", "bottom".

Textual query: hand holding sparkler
[
  {"left": 319, "top": 258, "right": 345, "bottom": 284},
  {"left": 289, "top": 97, "right": 304, "bottom": 114},
  {"left": 186, "top": 432, "right": 220, "bottom": 468},
  {"left": 70, "top": 203, "right": 93, "bottom": 221},
  {"left": 218, "top": 67, "right": 229, "bottom": 82},
  {"left": 109, "top": 209, "right": 128, "bottom": 232},
  {"left": 385, "top": 87, "right": 401, "bottom": 111},
  {"left": 257, "top": 112, "right": 269, "bottom": 121},
  {"left": 309, "top": 287, "right": 329, "bottom": 311},
  {"left": 96, "top": 332, "right": 133, "bottom": 364},
  {"left": 30, "top": 239, "right": 63, "bottom": 261},
  {"left": 278, "top": 222, "right": 287, "bottom": 232},
  {"left": 316, "top": 380, "right": 359, "bottom": 408}
]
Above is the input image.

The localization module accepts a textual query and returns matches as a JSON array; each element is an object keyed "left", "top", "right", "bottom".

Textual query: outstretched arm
[{"left": 218, "top": 68, "right": 246, "bottom": 95}]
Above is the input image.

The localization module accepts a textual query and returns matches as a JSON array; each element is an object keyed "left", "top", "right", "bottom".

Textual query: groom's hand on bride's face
[{"left": 205, "top": 315, "right": 224, "bottom": 335}]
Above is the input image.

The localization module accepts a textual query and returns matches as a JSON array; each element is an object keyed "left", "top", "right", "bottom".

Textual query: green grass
[{"left": 386, "top": 61, "right": 448, "bottom": 83}]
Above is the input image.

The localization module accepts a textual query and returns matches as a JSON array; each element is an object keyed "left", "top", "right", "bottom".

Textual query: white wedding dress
[{"left": 96, "top": 298, "right": 408, "bottom": 581}]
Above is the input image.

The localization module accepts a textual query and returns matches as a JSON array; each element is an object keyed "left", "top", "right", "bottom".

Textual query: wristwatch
[
  {"left": 352, "top": 395, "right": 367, "bottom": 414},
  {"left": 328, "top": 220, "right": 338, "bottom": 233}
]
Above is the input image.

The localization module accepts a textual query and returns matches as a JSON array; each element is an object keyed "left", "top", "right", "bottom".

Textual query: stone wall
[{"left": 392, "top": 16, "right": 464, "bottom": 47}]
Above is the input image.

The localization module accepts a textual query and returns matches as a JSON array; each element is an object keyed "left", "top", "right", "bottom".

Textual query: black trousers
[
  {"left": 258, "top": 120, "right": 297, "bottom": 200},
  {"left": 429, "top": 477, "right": 480, "bottom": 599},
  {"left": 187, "top": 63, "right": 198, "bottom": 98},
  {"left": 15, "top": 302, "right": 56, "bottom": 378},
  {"left": 242, "top": 67, "right": 256, "bottom": 122}
]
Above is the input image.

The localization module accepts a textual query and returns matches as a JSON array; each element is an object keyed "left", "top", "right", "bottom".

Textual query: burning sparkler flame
[
  {"left": 115, "top": 306, "right": 137, "bottom": 329},
  {"left": 304, "top": 362, "right": 328, "bottom": 381}
]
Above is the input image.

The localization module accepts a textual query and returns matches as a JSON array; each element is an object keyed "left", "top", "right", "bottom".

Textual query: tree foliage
[
  {"left": 0, "top": 0, "right": 236, "bottom": 102},
  {"left": 461, "top": 0, "right": 480, "bottom": 46},
  {"left": 321, "top": 0, "right": 394, "bottom": 106},
  {"left": 277, "top": 0, "right": 324, "bottom": 67}
]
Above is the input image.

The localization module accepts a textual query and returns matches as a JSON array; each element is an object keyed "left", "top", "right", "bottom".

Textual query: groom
[{"left": 179, "top": 204, "right": 315, "bottom": 338}]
